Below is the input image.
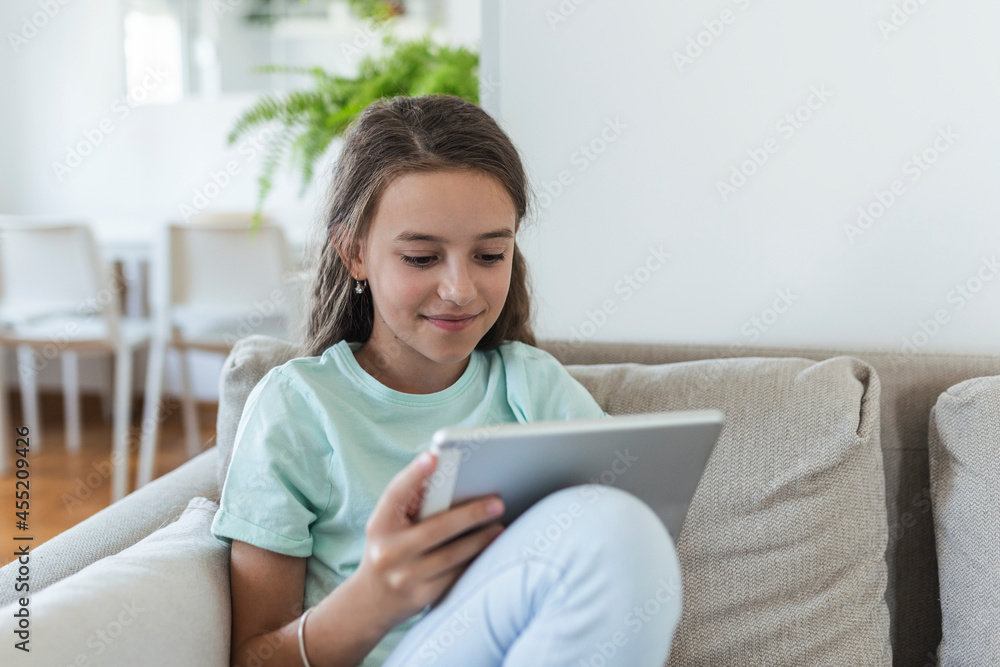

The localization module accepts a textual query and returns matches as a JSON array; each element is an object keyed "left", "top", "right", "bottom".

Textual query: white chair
[
  {"left": 137, "top": 220, "right": 302, "bottom": 488},
  {"left": 0, "top": 222, "right": 153, "bottom": 501}
]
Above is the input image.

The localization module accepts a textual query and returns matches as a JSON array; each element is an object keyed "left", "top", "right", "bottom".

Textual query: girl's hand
[{"left": 352, "top": 452, "right": 505, "bottom": 633}]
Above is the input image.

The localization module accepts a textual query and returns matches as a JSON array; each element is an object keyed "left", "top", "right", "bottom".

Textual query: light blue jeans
[{"left": 382, "top": 484, "right": 683, "bottom": 667}]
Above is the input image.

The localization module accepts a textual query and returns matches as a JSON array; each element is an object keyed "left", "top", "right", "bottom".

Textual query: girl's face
[{"left": 346, "top": 169, "right": 518, "bottom": 391}]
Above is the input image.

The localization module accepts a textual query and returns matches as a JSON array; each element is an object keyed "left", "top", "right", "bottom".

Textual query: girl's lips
[{"left": 424, "top": 314, "right": 478, "bottom": 331}]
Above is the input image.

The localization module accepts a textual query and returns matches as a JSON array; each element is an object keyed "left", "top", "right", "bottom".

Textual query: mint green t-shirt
[{"left": 210, "top": 338, "right": 607, "bottom": 666}]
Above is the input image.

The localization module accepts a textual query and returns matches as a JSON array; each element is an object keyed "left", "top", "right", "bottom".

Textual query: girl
[{"left": 211, "top": 95, "right": 683, "bottom": 667}]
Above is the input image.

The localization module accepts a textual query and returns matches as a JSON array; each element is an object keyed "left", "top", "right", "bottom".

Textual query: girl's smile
[{"left": 423, "top": 313, "right": 480, "bottom": 331}]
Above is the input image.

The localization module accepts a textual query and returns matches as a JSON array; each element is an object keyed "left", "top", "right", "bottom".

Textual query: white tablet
[{"left": 417, "top": 410, "right": 724, "bottom": 541}]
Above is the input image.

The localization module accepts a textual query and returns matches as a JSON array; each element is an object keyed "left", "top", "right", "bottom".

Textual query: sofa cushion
[
  {"left": 567, "top": 356, "right": 892, "bottom": 666},
  {"left": 0, "top": 497, "right": 230, "bottom": 666},
  {"left": 217, "top": 334, "right": 301, "bottom": 490},
  {"left": 542, "top": 339, "right": 1000, "bottom": 665},
  {"left": 928, "top": 376, "right": 1000, "bottom": 664},
  {"left": 0, "top": 447, "right": 219, "bottom": 608}
]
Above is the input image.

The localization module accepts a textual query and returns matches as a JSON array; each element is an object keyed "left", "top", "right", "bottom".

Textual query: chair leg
[
  {"left": 98, "top": 352, "right": 114, "bottom": 423},
  {"left": 137, "top": 337, "right": 167, "bottom": 489},
  {"left": 178, "top": 347, "right": 201, "bottom": 458},
  {"left": 0, "top": 346, "right": 9, "bottom": 475},
  {"left": 62, "top": 350, "right": 82, "bottom": 453},
  {"left": 16, "top": 345, "right": 41, "bottom": 452},
  {"left": 111, "top": 346, "right": 133, "bottom": 502}
]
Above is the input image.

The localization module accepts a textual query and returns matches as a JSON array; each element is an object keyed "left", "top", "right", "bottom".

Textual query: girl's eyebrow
[{"left": 393, "top": 228, "right": 515, "bottom": 243}]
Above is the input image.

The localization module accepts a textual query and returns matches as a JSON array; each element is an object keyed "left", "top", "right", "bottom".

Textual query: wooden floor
[{"left": 0, "top": 391, "right": 218, "bottom": 568}]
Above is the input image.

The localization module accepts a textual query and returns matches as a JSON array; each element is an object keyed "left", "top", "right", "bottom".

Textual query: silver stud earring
[{"left": 354, "top": 278, "right": 366, "bottom": 294}]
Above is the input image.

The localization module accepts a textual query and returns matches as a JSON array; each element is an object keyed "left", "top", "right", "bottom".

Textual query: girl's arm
[
  {"left": 230, "top": 452, "right": 507, "bottom": 667},
  {"left": 230, "top": 541, "right": 387, "bottom": 667}
]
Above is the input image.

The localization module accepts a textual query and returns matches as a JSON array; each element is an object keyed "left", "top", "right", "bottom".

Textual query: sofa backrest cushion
[
  {"left": 217, "top": 334, "right": 301, "bottom": 491},
  {"left": 928, "top": 376, "right": 1000, "bottom": 664},
  {"left": 543, "top": 339, "right": 1000, "bottom": 664},
  {"left": 0, "top": 497, "right": 230, "bottom": 666},
  {"left": 567, "top": 356, "right": 892, "bottom": 665}
]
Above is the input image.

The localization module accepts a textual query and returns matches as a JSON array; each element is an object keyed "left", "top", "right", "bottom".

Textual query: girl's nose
[{"left": 438, "top": 262, "right": 477, "bottom": 306}]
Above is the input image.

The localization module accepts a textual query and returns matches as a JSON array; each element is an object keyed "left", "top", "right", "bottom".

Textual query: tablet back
[{"left": 419, "top": 410, "right": 724, "bottom": 541}]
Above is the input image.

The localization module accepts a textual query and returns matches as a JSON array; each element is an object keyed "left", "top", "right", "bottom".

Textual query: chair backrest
[
  {"left": 151, "top": 221, "right": 298, "bottom": 340},
  {"left": 186, "top": 212, "right": 275, "bottom": 227},
  {"left": 0, "top": 221, "right": 122, "bottom": 341}
]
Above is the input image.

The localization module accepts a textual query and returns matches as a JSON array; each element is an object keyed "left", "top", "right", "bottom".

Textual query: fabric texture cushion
[
  {"left": 543, "top": 339, "right": 1000, "bottom": 665},
  {"left": 928, "top": 376, "right": 1000, "bottom": 664},
  {"left": 566, "top": 356, "right": 892, "bottom": 666},
  {"left": 0, "top": 448, "right": 219, "bottom": 608},
  {"left": 217, "top": 334, "right": 301, "bottom": 490},
  {"left": 0, "top": 497, "right": 230, "bottom": 666}
]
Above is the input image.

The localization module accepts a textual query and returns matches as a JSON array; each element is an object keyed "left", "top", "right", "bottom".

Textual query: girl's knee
[
  {"left": 536, "top": 485, "right": 684, "bottom": 622},
  {"left": 533, "top": 485, "right": 679, "bottom": 562}
]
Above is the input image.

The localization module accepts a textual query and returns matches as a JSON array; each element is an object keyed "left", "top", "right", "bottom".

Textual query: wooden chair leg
[
  {"left": 62, "top": 350, "right": 82, "bottom": 453},
  {"left": 16, "top": 345, "right": 41, "bottom": 452}
]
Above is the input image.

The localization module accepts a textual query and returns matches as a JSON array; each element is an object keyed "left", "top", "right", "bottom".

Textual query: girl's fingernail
[{"left": 418, "top": 452, "right": 433, "bottom": 469}]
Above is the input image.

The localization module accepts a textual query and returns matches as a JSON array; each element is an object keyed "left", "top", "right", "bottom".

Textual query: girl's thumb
[{"left": 416, "top": 451, "right": 436, "bottom": 472}]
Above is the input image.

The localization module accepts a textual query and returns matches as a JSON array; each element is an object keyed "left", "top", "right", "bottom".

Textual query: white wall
[
  {"left": 0, "top": 19, "right": 18, "bottom": 213},
  {"left": 0, "top": 0, "right": 479, "bottom": 399},
  {"left": 2, "top": 0, "right": 347, "bottom": 243},
  {"left": 483, "top": 0, "right": 1000, "bottom": 355}
]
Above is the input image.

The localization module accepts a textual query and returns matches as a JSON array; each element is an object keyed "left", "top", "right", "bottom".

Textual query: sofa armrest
[{"left": 0, "top": 446, "right": 219, "bottom": 607}]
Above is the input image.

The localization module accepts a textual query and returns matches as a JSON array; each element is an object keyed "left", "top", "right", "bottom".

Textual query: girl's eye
[
  {"left": 399, "top": 253, "right": 507, "bottom": 268},
  {"left": 400, "top": 255, "right": 435, "bottom": 267}
]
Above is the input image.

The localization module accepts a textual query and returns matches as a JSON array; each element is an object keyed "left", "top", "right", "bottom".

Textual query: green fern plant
[
  {"left": 226, "top": 32, "right": 478, "bottom": 226},
  {"left": 245, "top": 0, "right": 401, "bottom": 26}
]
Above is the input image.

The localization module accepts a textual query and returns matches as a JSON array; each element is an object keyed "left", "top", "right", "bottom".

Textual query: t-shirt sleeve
[
  {"left": 210, "top": 368, "right": 333, "bottom": 558},
  {"left": 500, "top": 341, "right": 609, "bottom": 423}
]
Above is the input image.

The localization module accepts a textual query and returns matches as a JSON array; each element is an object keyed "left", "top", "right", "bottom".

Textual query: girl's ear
[{"left": 334, "top": 236, "right": 364, "bottom": 279}]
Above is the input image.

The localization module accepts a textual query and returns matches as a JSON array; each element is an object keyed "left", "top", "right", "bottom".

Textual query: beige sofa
[{"left": 2, "top": 336, "right": 997, "bottom": 665}]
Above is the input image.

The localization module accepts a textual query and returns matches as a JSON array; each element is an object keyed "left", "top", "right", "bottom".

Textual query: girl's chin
[{"left": 413, "top": 326, "right": 479, "bottom": 355}]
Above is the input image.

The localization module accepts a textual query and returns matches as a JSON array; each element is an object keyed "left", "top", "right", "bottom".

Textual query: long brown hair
[{"left": 294, "top": 94, "right": 537, "bottom": 358}]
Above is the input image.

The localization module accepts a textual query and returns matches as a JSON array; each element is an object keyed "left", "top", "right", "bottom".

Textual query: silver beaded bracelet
[{"left": 298, "top": 607, "right": 315, "bottom": 667}]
